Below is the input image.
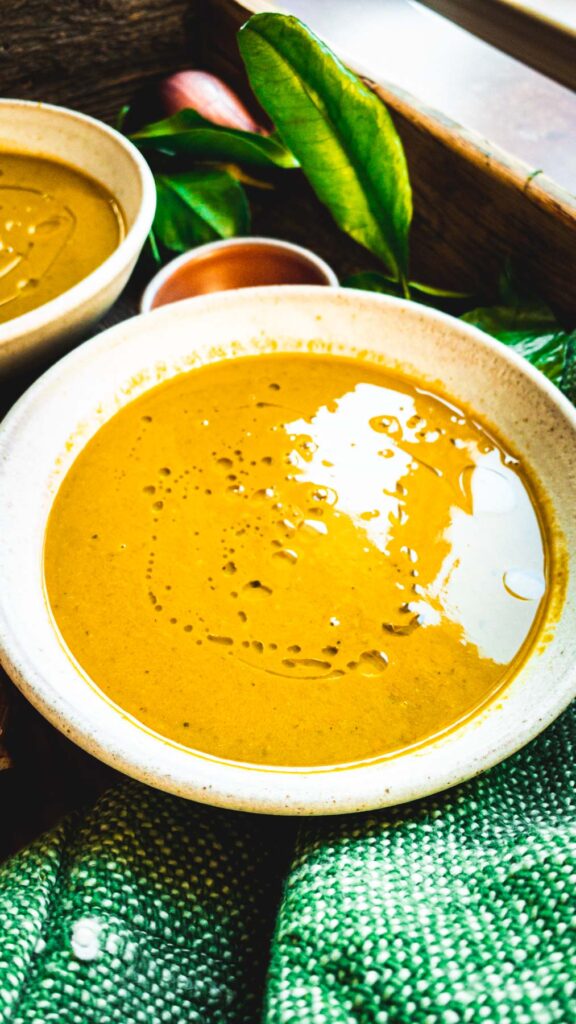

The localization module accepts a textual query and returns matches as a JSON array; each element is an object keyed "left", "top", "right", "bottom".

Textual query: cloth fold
[
  {"left": 0, "top": 791, "right": 290, "bottom": 1023},
  {"left": 0, "top": 704, "right": 574, "bottom": 1024}
]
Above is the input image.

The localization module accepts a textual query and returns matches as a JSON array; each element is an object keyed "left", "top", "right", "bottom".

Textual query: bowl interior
[
  {"left": 0, "top": 286, "right": 574, "bottom": 814},
  {"left": 0, "top": 100, "right": 155, "bottom": 369},
  {"left": 149, "top": 242, "right": 336, "bottom": 308},
  {"left": 0, "top": 101, "right": 143, "bottom": 226}
]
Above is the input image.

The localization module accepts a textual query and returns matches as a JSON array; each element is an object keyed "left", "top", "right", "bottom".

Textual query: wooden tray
[{"left": 205, "top": 0, "right": 576, "bottom": 320}]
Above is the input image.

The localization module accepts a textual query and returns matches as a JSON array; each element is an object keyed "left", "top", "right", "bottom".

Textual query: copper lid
[{"left": 140, "top": 237, "right": 338, "bottom": 312}]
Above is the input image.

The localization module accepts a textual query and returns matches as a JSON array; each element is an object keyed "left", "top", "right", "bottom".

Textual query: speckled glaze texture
[
  {"left": 0, "top": 100, "right": 156, "bottom": 370},
  {"left": 0, "top": 287, "right": 574, "bottom": 814}
]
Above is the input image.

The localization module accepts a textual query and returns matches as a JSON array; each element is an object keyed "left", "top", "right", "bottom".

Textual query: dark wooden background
[{"left": 0, "top": 0, "right": 200, "bottom": 120}]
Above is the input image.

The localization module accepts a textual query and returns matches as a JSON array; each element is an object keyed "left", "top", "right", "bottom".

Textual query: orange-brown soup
[
  {"left": 0, "top": 152, "right": 123, "bottom": 323},
  {"left": 44, "top": 355, "right": 550, "bottom": 766}
]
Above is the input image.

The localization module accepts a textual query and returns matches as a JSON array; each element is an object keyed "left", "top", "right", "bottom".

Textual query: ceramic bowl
[
  {"left": 0, "top": 286, "right": 574, "bottom": 815},
  {"left": 0, "top": 99, "right": 156, "bottom": 370},
  {"left": 140, "top": 237, "right": 338, "bottom": 311}
]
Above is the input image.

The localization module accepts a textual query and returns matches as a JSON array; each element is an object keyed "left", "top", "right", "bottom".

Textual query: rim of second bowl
[
  {"left": 139, "top": 236, "right": 339, "bottom": 312},
  {"left": 0, "top": 99, "right": 156, "bottom": 355}
]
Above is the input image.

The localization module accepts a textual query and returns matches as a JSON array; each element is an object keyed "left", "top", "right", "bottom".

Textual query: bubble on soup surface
[{"left": 503, "top": 569, "right": 546, "bottom": 601}]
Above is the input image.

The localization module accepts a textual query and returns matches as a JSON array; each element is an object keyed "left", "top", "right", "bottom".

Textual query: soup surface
[
  {"left": 44, "top": 354, "right": 550, "bottom": 767},
  {"left": 0, "top": 152, "right": 123, "bottom": 323}
]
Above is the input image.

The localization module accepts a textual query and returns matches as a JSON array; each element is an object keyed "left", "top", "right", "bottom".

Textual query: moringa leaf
[
  {"left": 148, "top": 227, "right": 161, "bottom": 266},
  {"left": 132, "top": 110, "right": 297, "bottom": 168},
  {"left": 344, "top": 271, "right": 471, "bottom": 307},
  {"left": 348, "top": 266, "right": 576, "bottom": 397},
  {"left": 218, "top": 163, "right": 276, "bottom": 190},
  {"left": 406, "top": 280, "right": 472, "bottom": 300},
  {"left": 462, "top": 302, "right": 576, "bottom": 394},
  {"left": 560, "top": 335, "right": 576, "bottom": 404},
  {"left": 116, "top": 104, "right": 130, "bottom": 133},
  {"left": 238, "top": 14, "right": 412, "bottom": 288},
  {"left": 153, "top": 170, "right": 250, "bottom": 253},
  {"left": 343, "top": 271, "right": 405, "bottom": 297}
]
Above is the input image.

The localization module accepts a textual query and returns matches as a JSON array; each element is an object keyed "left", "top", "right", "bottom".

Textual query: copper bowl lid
[{"left": 140, "top": 237, "right": 338, "bottom": 312}]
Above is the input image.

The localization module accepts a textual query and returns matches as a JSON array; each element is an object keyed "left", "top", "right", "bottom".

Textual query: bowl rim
[
  {"left": 0, "top": 285, "right": 574, "bottom": 815},
  {"left": 0, "top": 98, "right": 156, "bottom": 349},
  {"left": 139, "top": 236, "right": 339, "bottom": 313}
]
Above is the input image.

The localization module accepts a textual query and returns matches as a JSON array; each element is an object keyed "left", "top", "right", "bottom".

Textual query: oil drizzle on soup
[
  {"left": 44, "top": 355, "right": 550, "bottom": 767},
  {"left": 0, "top": 152, "right": 123, "bottom": 323}
]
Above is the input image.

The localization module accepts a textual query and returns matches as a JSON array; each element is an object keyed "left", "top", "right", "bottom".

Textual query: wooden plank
[
  {"left": 0, "top": 676, "right": 10, "bottom": 771},
  {"left": 418, "top": 0, "right": 576, "bottom": 93},
  {"left": 0, "top": 0, "right": 201, "bottom": 123},
  {"left": 204, "top": 0, "right": 576, "bottom": 320},
  {"left": 371, "top": 80, "right": 576, "bottom": 315}
]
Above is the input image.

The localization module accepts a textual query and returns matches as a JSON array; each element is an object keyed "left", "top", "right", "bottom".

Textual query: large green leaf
[
  {"left": 462, "top": 302, "right": 576, "bottom": 396},
  {"left": 238, "top": 14, "right": 412, "bottom": 286},
  {"left": 132, "top": 110, "right": 297, "bottom": 168},
  {"left": 153, "top": 170, "right": 250, "bottom": 253}
]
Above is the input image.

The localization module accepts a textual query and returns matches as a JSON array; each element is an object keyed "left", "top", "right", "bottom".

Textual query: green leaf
[
  {"left": 560, "top": 335, "right": 576, "bottom": 404},
  {"left": 116, "top": 104, "right": 130, "bottom": 133},
  {"left": 344, "top": 271, "right": 471, "bottom": 305},
  {"left": 238, "top": 14, "right": 412, "bottom": 286},
  {"left": 344, "top": 271, "right": 403, "bottom": 297},
  {"left": 462, "top": 302, "right": 576, "bottom": 394},
  {"left": 147, "top": 227, "right": 162, "bottom": 266},
  {"left": 408, "top": 280, "right": 472, "bottom": 300},
  {"left": 153, "top": 169, "right": 250, "bottom": 253},
  {"left": 131, "top": 110, "right": 297, "bottom": 169}
]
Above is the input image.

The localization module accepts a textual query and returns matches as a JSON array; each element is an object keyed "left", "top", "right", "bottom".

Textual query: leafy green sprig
[
  {"left": 238, "top": 15, "right": 412, "bottom": 295},
  {"left": 128, "top": 108, "right": 296, "bottom": 258},
  {"left": 126, "top": 13, "right": 575, "bottom": 398}
]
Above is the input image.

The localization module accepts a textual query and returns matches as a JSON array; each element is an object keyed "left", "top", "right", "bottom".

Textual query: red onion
[{"left": 159, "top": 71, "right": 268, "bottom": 134}]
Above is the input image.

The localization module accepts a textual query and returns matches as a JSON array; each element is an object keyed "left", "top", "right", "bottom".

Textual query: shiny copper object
[{"left": 140, "top": 237, "right": 338, "bottom": 312}]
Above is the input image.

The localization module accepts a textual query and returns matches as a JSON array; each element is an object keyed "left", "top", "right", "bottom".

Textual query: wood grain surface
[
  {"left": 370, "top": 80, "right": 576, "bottom": 319},
  {"left": 418, "top": 0, "right": 576, "bottom": 93},
  {"left": 0, "top": 0, "right": 200, "bottom": 122},
  {"left": 206, "top": 0, "right": 576, "bottom": 321}
]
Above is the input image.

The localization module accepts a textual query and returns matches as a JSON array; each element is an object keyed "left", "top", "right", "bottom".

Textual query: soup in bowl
[
  {"left": 0, "top": 100, "right": 155, "bottom": 369},
  {"left": 0, "top": 287, "right": 574, "bottom": 813}
]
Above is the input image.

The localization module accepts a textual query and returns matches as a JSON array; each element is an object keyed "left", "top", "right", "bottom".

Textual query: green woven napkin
[{"left": 0, "top": 704, "right": 574, "bottom": 1023}]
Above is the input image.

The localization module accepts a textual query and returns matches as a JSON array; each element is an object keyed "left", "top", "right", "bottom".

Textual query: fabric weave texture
[{"left": 0, "top": 704, "right": 574, "bottom": 1023}]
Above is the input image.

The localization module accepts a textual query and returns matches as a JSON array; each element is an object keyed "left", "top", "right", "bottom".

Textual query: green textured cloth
[{"left": 0, "top": 705, "right": 574, "bottom": 1023}]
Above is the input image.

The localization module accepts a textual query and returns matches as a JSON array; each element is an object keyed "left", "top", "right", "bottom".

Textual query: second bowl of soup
[{"left": 0, "top": 100, "right": 155, "bottom": 369}]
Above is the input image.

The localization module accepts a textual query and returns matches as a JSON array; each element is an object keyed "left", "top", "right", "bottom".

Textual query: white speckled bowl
[
  {"left": 0, "top": 286, "right": 574, "bottom": 815},
  {"left": 0, "top": 100, "right": 156, "bottom": 370}
]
